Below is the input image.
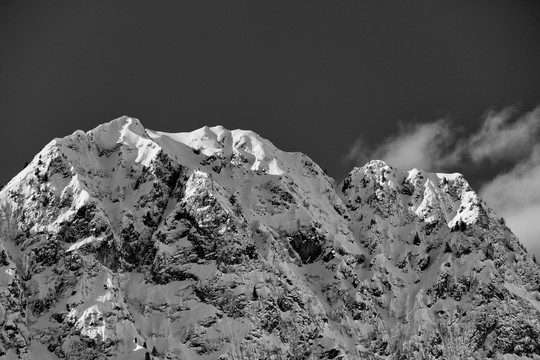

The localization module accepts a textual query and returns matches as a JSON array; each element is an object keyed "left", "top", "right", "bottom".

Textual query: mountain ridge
[{"left": 0, "top": 116, "right": 539, "bottom": 360}]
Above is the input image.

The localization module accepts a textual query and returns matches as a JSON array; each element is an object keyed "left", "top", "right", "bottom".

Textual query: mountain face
[{"left": 1, "top": 116, "right": 540, "bottom": 360}]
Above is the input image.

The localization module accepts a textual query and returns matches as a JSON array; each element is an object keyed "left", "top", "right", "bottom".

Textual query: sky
[{"left": 1, "top": 1, "right": 540, "bottom": 254}]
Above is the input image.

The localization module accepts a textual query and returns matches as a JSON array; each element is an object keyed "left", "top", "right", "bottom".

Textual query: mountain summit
[{"left": 1, "top": 116, "right": 539, "bottom": 359}]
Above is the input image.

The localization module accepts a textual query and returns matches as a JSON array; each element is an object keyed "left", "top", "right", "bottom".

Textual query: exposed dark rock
[{"left": 289, "top": 231, "right": 323, "bottom": 264}]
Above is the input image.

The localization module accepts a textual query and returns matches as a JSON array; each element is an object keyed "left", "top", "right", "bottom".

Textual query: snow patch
[
  {"left": 4, "top": 268, "right": 15, "bottom": 277},
  {"left": 67, "top": 236, "right": 102, "bottom": 252}
]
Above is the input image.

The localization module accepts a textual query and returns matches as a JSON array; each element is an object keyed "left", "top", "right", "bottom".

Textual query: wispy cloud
[
  {"left": 344, "top": 138, "right": 371, "bottom": 168},
  {"left": 462, "top": 106, "right": 540, "bottom": 163},
  {"left": 345, "top": 104, "right": 540, "bottom": 171},
  {"left": 345, "top": 119, "right": 457, "bottom": 171},
  {"left": 373, "top": 120, "right": 455, "bottom": 171},
  {"left": 479, "top": 146, "right": 540, "bottom": 256}
]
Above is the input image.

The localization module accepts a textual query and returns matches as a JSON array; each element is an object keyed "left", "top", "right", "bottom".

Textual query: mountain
[{"left": 1, "top": 116, "right": 539, "bottom": 360}]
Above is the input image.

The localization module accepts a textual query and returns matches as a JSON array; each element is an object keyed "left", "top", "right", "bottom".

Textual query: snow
[
  {"left": 66, "top": 236, "right": 102, "bottom": 252},
  {"left": 147, "top": 125, "right": 297, "bottom": 178},
  {"left": 89, "top": 116, "right": 147, "bottom": 149},
  {"left": 75, "top": 189, "right": 91, "bottom": 208},
  {"left": 267, "top": 158, "right": 285, "bottom": 176},
  {"left": 4, "top": 268, "right": 15, "bottom": 277},
  {"left": 96, "top": 291, "right": 114, "bottom": 303},
  {"left": 435, "top": 172, "right": 463, "bottom": 181},
  {"left": 28, "top": 343, "right": 59, "bottom": 360},
  {"left": 75, "top": 305, "right": 107, "bottom": 340},
  {"left": 106, "top": 277, "right": 114, "bottom": 289}
]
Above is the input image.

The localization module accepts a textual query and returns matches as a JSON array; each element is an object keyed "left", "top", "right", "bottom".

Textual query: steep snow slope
[{"left": 1, "top": 116, "right": 540, "bottom": 360}]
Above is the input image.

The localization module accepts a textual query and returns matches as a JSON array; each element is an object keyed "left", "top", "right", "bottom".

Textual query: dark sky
[{"left": 1, "top": 1, "right": 540, "bottom": 188}]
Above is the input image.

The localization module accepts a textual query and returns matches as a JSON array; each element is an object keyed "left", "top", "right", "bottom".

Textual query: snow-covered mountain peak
[
  {"left": 364, "top": 159, "right": 394, "bottom": 169},
  {"left": 87, "top": 115, "right": 148, "bottom": 148},
  {"left": 147, "top": 124, "right": 289, "bottom": 176},
  {"left": 1, "top": 117, "right": 538, "bottom": 360},
  {"left": 340, "top": 159, "right": 492, "bottom": 230}
]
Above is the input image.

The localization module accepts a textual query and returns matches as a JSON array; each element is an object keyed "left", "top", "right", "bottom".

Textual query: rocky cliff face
[{"left": 1, "top": 116, "right": 539, "bottom": 360}]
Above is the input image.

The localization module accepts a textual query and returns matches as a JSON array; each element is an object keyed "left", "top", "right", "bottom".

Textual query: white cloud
[
  {"left": 373, "top": 120, "right": 455, "bottom": 171},
  {"left": 345, "top": 105, "right": 540, "bottom": 171},
  {"left": 345, "top": 119, "right": 456, "bottom": 171},
  {"left": 480, "top": 146, "right": 540, "bottom": 257},
  {"left": 503, "top": 204, "right": 540, "bottom": 258},
  {"left": 344, "top": 138, "right": 370, "bottom": 166},
  {"left": 480, "top": 147, "right": 540, "bottom": 209},
  {"left": 464, "top": 106, "right": 540, "bottom": 163}
]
